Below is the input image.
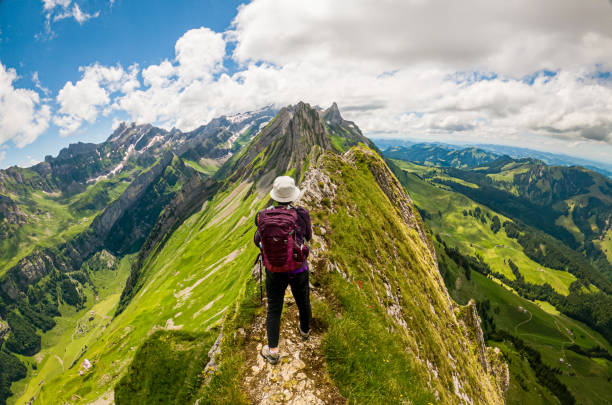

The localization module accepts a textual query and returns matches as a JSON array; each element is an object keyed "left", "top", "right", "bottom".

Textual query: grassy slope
[
  {"left": 0, "top": 171, "right": 135, "bottom": 276},
  {"left": 389, "top": 159, "right": 612, "bottom": 403},
  {"left": 307, "top": 148, "right": 504, "bottom": 404},
  {"left": 392, "top": 159, "right": 577, "bottom": 295},
  {"left": 486, "top": 161, "right": 612, "bottom": 265},
  {"left": 10, "top": 255, "right": 133, "bottom": 404},
  {"left": 183, "top": 159, "right": 220, "bottom": 176},
  {"left": 15, "top": 179, "right": 268, "bottom": 404},
  {"left": 193, "top": 146, "right": 507, "bottom": 404},
  {"left": 449, "top": 264, "right": 612, "bottom": 405},
  {"left": 594, "top": 229, "right": 612, "bottom": 265}
]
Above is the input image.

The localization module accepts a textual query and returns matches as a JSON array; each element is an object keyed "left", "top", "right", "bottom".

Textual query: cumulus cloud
[
  {"left": 45, "top": 0, "right": 612, "bottom": 158},
  {"left": 230, "top": 0, "right": 612, "bottom": 77},
  {"left": 0, "top": 63, "right": 51, "bottom": 148},
  {"left": 54, "top": 63, "right": 138, "bottom": 134}
]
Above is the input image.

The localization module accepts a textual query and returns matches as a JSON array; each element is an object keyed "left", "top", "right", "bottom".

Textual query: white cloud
[
  {"left": 32, "top": 71, "right": 51, "bottom": 96},
  {"left": 47, "top": 0, "right": 612, "bottom": 160},
  {"left": 54, "top": 64, "right": 138, "bottom": 135},
  {"left": 230, "top": 0, "right": 612, "bottom": 77},
  {"left": 174, "top": 28, "right": 226, "bottom": 81},
  {"left": 42, "top": 0, "right": 71, "bottom": 11},
  {"left": 0, "top": 63, "right": 51, "bottom": 148},
  {"left": 42, "top": 0, "right": 100, "bottom": 35},
  {"left": 0, "top": 150, "right": 6, "bottom": 165}
]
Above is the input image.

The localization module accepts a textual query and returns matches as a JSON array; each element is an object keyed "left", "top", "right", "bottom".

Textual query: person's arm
[{"left": 299, "top": 207, "right": 312, "bottom": 242}]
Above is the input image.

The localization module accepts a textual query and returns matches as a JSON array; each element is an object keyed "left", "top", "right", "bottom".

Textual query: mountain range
[
  {"left": 0, "top": 103, "right": 511, "bottom": 404},
  {"left": 374, "top": 140, "right": 612, "bottom": 178},
  {"left": 2, "top": 102, "right": 611, "bottom": 404}
]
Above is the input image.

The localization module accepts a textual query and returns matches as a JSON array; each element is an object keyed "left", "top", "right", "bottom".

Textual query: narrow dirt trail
[
  {"left": 514, "top": 309, "right": 532, "bottom": 335},
  {"left": 241, "top": 290, "right": 345, "bottom": 405}
]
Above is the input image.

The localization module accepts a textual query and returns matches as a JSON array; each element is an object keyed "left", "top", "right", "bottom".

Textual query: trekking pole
[
  {"left": 259, "top": 250, "right": 264, "bottom": 306},
  {"left": 253, "top": 250, "right": 264, "bottom": 306}
]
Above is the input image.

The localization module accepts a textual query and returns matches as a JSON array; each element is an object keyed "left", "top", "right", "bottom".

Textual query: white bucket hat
[{"left": 270, "top": 176, "right": 301, "bottom": 203}]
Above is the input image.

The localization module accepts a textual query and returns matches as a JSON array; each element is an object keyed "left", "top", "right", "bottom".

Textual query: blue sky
[
  {"left": 0, "top": 0, "right": 243, "bottom": 167},
  {"left": 1, "top": 0, "right": 612, "bottom": 169}
]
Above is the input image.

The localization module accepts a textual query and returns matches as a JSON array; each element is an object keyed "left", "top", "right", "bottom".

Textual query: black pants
[{"left": 265, "top": 268, "right": 311, "bottom": 348}]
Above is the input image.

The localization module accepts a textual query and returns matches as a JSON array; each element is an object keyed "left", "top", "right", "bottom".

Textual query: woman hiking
[{"left": 254, "top": 176, "right": 312, "bottom": 365}]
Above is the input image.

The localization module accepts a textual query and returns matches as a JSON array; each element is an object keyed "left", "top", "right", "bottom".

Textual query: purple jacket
[{"left": 254, "top": 205, "right": 312, "bottom": 272}]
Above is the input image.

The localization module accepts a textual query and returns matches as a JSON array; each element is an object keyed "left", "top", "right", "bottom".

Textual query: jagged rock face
[
  {"left": 0, "top": 152, "right": 190, "bottom": 302},
  {"left": 323, "top": 102, "right": 343, "bottom": 125},
  {"left": 178, "top": 107, "right": 276, "bottom": 161},
  {"left": 223, "top": 101, "right": 373, "bottom": 192},
  {"left": 0, "top": 194, "right": 28, "bottom": 231},
  {"left": 322, "top": 102, "right": 373, "bottom": 151},
  {"left": 224, "top": 102, "right": 331, "bottom": 187},
  {"left": 296, "top": 146, "right": 508, "bottom": 404},
  {"left": 456, "top": 300, "right": 510, "bottom": 395},
  {"left": 0, "top": 108, "right": 276, "bottom": 198}
]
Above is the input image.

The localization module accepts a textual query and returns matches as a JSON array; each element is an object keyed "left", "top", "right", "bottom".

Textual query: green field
[
  {"left": 9, "top": 254, "right": 132, "bottom": 404},
  {"left": 0, "top": 171, "right": 135, "bottom": 276},
  {"left": 392, "top": 159, "right": 577, "bottom": 295},
  {"left": 390, "top": 157, "right": 612, "bottom": 403},
  {"left": 12, "top": 179, "right": 268, "bottom": 404},
  {"left": 183, "top": 158, "right": 221, "bottom": 176},
  {"left": 451, "top": 268, "right": 612, "bottom": 404}
]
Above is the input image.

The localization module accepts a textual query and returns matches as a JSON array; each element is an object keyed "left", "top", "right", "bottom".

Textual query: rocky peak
[
  {"left": 323, "top": 101, "right": 343, "bottom": 125},
  {"left": 221, "top": 101, "right": 332, "bottom": 186}
]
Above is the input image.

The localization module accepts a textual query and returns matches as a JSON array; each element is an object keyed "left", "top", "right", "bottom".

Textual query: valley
[
  {"left": 382, "top": 143, "right": 612, "bottom": 404},
  {"left": 0, "top": 103, "right": 609, "bottom": 404}
]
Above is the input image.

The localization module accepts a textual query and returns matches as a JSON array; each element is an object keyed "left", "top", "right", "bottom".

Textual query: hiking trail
[
  {"left": 514, "top": 309, "right": 532, "bottom": 334},
  {"left": 240, "top": 287, "right": 345, "bottom": 405}
]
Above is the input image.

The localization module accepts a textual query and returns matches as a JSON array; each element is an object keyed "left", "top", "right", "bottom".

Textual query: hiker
[{"left": 254, "top": 176, "right": 312, "bottom": 365}]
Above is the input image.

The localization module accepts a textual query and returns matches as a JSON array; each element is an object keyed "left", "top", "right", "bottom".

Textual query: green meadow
[
  {"left": 593, "top": 229, "right": 612, "bottom": 265},
  {"left": 1, "top": 170, "right": 135, "bottom": 276},
  {"left": 449, "top": 265, "right": 612, "bottom": 404},
  {"left": 390, "top": 158, "right": 612, "bottom": 403},
  {"left": 183, "top": 159, "right": 220, "bottom": 176},
  {"left": 9, "top": 254, "right": 133, "bottom": 404},
  {"left": 391, "top": 159, "right": 577, "bottom": 295}
]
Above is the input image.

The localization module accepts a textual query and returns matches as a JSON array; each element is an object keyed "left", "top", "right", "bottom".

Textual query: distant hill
[
  {"left": 372, "top": 139, "right": 612, "bottom": 178},
  {"left": 473, "top": 144, "right": 612, "bottom": 178},
  {"left": 384, "top": 143, "right": 499, "bottom": 168}
]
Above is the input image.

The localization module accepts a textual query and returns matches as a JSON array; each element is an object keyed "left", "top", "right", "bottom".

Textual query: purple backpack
[{"left": 256, "top": 207, "right": 308, "bottom": 272}]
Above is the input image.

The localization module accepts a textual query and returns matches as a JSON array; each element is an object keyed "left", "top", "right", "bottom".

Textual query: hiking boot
[
  {"left": 299, "top": 327, "right": 310, "bottom": 341},
  {"left": 261, "top": 345, "right": 280, "bottom": 365}
]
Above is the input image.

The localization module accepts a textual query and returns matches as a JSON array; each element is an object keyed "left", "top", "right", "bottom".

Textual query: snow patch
[{"left": 226, "top": 111, "right": 254, "bottom": 124}]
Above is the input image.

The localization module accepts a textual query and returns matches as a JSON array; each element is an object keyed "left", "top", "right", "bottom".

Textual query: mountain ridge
[{"left": 2, "top": 102, "right": 508, "bottom": 404}]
